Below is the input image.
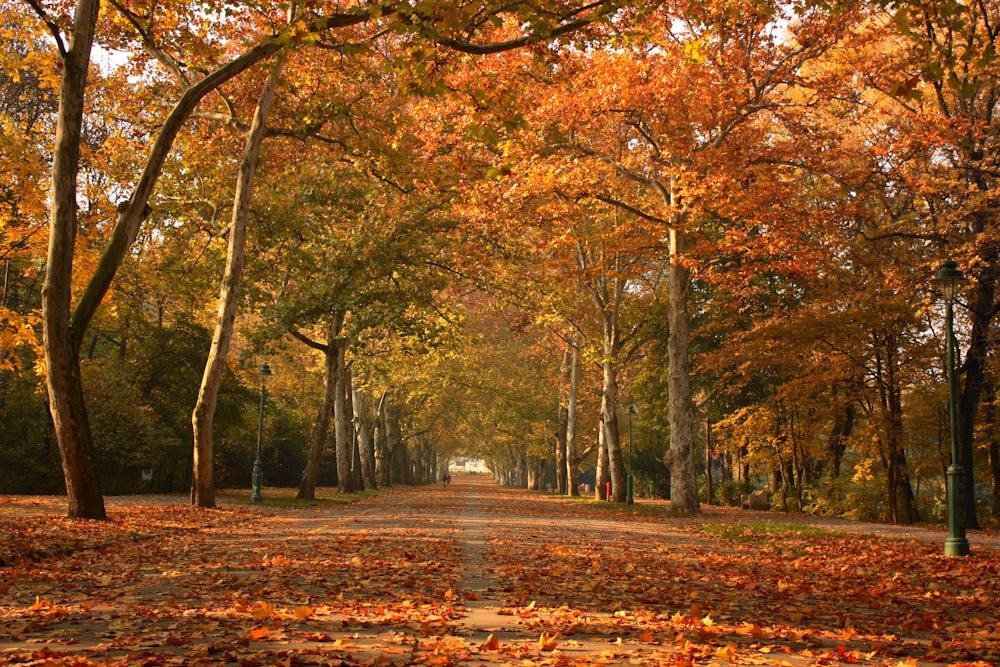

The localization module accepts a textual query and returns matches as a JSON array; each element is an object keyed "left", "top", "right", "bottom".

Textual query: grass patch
[
  {"left": 559, "top": 495, "right": 664, "bottom": 516},
  {"left": 219, "top": 486, "right": 380, "bottom": 507},
  {"left": 697, "top": 521, "right": 843, "bottom": 541}
]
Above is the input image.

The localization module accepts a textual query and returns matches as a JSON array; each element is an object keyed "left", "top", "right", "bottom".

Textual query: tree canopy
[{"left": 3, "top": 0, "right": 1000, "bottom": 527}]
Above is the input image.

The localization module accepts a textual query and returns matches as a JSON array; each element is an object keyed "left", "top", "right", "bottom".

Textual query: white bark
[
  {"left": 191, "top": 57, "right": 284, "bottom": 507},
  {"left": 566, "top": 342, "right": 581, "bottom": 496}
]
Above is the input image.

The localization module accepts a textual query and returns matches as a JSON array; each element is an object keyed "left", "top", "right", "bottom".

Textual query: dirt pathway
[{"left": 1, "top": 477, "right": 998, "bottom": 666}]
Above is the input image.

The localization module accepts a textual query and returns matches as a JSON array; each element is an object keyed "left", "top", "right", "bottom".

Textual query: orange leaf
[
  {"left": 293, "top": 605, "right": 313, "bottom": 620},
  {"left": 30, "top": 596, "right": 51, "bottom": 611},
  {"left": 538, "top": 632, "right": 561, "bottom": 651},
  {"left": 249, "top": 626, "right": 270, "bottom": 641},
  {"left": 480, "top": 633, "right": 500, "bottom": 650}
]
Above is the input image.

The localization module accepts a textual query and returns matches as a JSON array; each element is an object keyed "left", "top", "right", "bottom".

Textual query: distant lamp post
[
  {"left": 934, "top": 261, "right": 970, "bottom": 557},
  {"left": 251, "top": 363, "right": 272, "bottom": 504},
  {"left": 626, "top": 405, "right": 636, "bottom": 505}
]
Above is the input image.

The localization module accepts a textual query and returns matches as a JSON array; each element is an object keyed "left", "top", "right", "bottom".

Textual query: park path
[{"left": 1, "top": 476, "right": 999, "bottom": 666}]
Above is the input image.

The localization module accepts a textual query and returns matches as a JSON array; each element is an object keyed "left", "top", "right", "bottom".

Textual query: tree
[
  {"left": 859, "top": 0, "right": 1000, "bottom": 528},
  {"left": 26, "top": 0, "right": 618, "bottom": 518}
]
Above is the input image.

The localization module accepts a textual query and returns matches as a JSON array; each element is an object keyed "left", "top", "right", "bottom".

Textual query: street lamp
[
  {"left": 933, "top": 261, "right": 970, "bottom": 557},
  {"left": 251, "top": 363, "right": 272, "bottom": 504},
  {"left": 626, "top": 405, "right": 636, "bottom": 504}
]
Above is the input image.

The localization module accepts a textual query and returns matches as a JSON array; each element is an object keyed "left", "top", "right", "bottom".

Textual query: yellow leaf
[
  {"left": 538, "top": 632, "right": 560, "bottom": 651},
  {"left": 252, "top": 601, "right": 276, "bottom": 620},
  {"left": 715, "top": 644, "right": 738, "bottom": 661},
  {"left": 293, "top": 605, "right": 313, "bottom": 620}
]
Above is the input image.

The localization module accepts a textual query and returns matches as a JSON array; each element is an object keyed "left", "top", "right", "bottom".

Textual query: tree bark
[
  {"left": 958, "top": 275, "right": 994, "bottom": 530},
  {"left": 555, "top": 348, "right": 569, "bottom": 495},
  {"left": 665, "top": 225, "right": 699, "bottom": 513},
  {"left": 374, "top": 392, "right": 389, "bottom": 486},
  {"left": 295, "top": 312, "right": 345, "bottom": 500},
  {"left": 332, "top": 337, "right": 352, "bottom": 492},
  {"left": 595, "top": 416, "right": 609, "bottom": 500},
  {"left": 566, "top": 342, "right": 581, "bottom": 496},
  {"left": 191, "top": 57, "right": 283, "bottom": 507},
  {"left": 43, "top": 0, "right": 106, "bottom": 520},
  {"left": 353, "top": 382, "right": 377, "bottom": 490},
  {"left": 602, "top": 357, "right": 625, "bottom": 501}
]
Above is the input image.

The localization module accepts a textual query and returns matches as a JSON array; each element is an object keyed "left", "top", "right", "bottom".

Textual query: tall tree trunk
[
  {"left": 958, "top": 275, "right": 995, "bottom": 530},
  {"left": 374, "top": 392, "right": 389, "bottom": 486},
  {"left": 828, "top": 403, "right": 855, "bottom": 478},
  {"left": 602, "top": 357, "right": 625, "bottom": 502},
  {"left": 295, "top": 312, "right": 345, "bottom": 500},
  {"left": 595, "top": 418, "right": 609, "bottom": 500},
  {"left": 555, "top": 348, "right": 570, "bottom": 495},
  {"left": 705, "top": 421, "right": 713, "bottom": 506},
  {"left": 566, "top": 343, "right": 581, "bottom": 496},
  {"left": 386, "top": 404, "right": 405, "bottom": 485},
  {"left": 298, "top": 337, "right": 335, "bottom": 500},
  {"left": 353, "top": 383, "right": 377, "bottom": 490},
  {"left": 191, "top": 56, "right": 283, "bottom": 508},
  {"left": 665, "top": 225, "right": 699, "bottom": 513},
  {"left": 43, "top": 0, "right": 106, "bottom": 519},
  {"left": 333, "top": 337, "right": 352, "bottom": 493}
]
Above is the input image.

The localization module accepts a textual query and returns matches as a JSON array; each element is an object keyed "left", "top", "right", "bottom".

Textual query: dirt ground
[{"left": 1, "top": 475, "right": 998, "bottom": 666}]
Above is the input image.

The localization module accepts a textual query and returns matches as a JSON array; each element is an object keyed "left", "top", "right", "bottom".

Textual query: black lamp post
[
  {"left": 251, "top": 363, "right": 272, "bottom": 504},
  {"left": 933, "top": 261, "right": 970, "bottom": 557},
  {"left": 626, "top": 405, "right": 636, "bottom": 504}
]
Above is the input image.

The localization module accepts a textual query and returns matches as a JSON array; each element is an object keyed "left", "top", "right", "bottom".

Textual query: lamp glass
[{"left": 934, "top": 261, "right": 968, "bottom": 301}]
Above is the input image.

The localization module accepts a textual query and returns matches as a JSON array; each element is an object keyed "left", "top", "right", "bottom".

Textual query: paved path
[{"left": 1, "top": 476, "right": 998, "bottom": 666}]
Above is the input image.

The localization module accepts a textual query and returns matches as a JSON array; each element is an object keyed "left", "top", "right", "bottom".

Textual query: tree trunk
[
  {"left": 353, "top": 383, "right": 377, "bottom": 490},
  {"left": 991, "top": 441, "right": 1000, "bottom": 519},
  {"left": 566, "top": 343, "right": 581, "bottom": 496},
  {"left": 555, "top": 346, "right": 570, "bottom": 495},
  {"left": 297, "top": 337, "right": 335, "bottom": 500},
  {"left": 828, "top": 403, "right": 855, "bottom": 478},
  {"left": 665, "top": 225, "right": 699, "bottom": 513},
  {"left": 602, "top": 358, "right": 626, "bottom": 502},
  {"left": 595, "top": 420, "right": 609, "bottom": 500},
  {"left": 386, "top": 404, "right": 405, "bottom": 485},
  {"left": 705, "top": 421, "right": 713, "bottom": 506},
  {"left": 191, "top": 57, "right": 283, "bottom": 508},
  {"left": 374, "top": 393, "right": 389, "bottom": 486},
  {"left": 333, "top": 337, "right": 352, "bottom": 493},
  {"left": 958, "top": 275, "right": 994, "bottom": 530},
  {"left": 296, "top": 312, "right": 345, "bottom": 500},
  {"left": 43, "top": 0, "right": 106, "bottom": 520}
]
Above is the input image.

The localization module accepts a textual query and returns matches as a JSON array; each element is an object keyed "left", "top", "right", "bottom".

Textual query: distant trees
[{"left": 4, "top": 0, "right": 1000, "bottom": 526}]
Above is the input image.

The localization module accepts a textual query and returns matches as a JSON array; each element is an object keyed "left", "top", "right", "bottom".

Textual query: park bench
[{"left": 741, "top": 490, "right": 769, "bottom": 510}]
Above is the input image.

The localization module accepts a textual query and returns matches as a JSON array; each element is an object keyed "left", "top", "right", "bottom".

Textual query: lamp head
[
  {"left": 934, "top": 260, "right": 968, "bottom": 302},
  {"left": 259, "top": 363, "right": 272, "bottom": 385}
]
